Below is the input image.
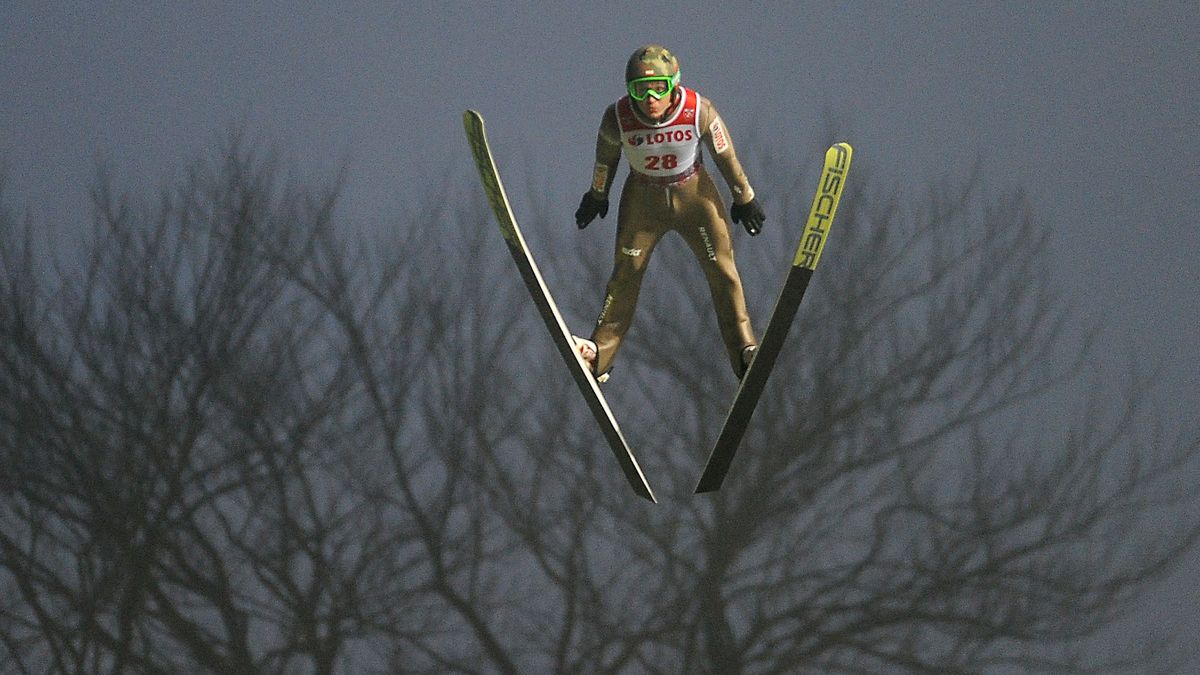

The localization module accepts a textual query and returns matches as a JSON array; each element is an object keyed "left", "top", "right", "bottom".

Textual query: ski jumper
[{"left": 586, "top": 86, "right": 758, "bottom": 376}]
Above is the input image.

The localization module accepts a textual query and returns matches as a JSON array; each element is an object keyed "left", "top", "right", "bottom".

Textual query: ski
[
  {"left": 695, "top": 142, "right": 853, "bottom": 493},
  {"left": 463, "top": 110, "right": 656, "bottom": 503}
]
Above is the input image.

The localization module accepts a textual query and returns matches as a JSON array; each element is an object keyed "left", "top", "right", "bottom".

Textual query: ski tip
[{"left": 825, "top": 142, "right": 853, "bottom": 172}]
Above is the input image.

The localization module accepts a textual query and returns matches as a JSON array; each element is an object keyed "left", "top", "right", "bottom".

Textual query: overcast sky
[{"left": 3, "top": 0, "right": 1197, "bottom": 662}]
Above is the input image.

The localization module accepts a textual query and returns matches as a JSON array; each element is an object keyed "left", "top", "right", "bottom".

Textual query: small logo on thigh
[
  {"left": 622, "top": 246, "right": 643, "bottom": 257},
  {"left": 597, "top": 293, "right": 614, "bottom": 323},
  {"left": 697, "top": 227, "right": 717, "bottom": 261}
]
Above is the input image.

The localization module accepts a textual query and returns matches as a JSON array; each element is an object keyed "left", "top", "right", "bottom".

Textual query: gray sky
[{"left": 3, "top": 0, "right": 1198, "bottom": 661}]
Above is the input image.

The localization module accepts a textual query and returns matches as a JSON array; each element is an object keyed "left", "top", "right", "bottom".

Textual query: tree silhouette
[
  {"left": 1, "top": 136, "right": 1197, "bottom": 673},
  {"left": 451, "top": 145, "right": 1200, "bottom": 672},
  {"left": 0, "top": 144, "right": 414, "bottom": 673}
]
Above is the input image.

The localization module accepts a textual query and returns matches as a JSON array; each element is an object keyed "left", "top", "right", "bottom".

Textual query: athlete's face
[{"left": 636, "top": 86, "right": 674, "bottom": 121}]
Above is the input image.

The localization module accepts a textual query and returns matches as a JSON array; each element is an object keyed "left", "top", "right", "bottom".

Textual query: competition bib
[{"left": 616, "top": 87, "right": 701, "bottom": 181}]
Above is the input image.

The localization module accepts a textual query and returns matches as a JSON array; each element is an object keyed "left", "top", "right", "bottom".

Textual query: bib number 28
[{"left": 644, "top": 154, "right": 678, "bottom": 171}]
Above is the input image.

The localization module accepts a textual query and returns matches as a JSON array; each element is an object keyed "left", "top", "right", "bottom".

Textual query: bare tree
[
  {"left": 0, "top": 142, "right": 418, "bottom": 673},
  {"left": 449, "top": 148, "right": 1200, "bottom": 672},
  {"left": 2, "top": 133, "right": 1196, "bottom": 674}
]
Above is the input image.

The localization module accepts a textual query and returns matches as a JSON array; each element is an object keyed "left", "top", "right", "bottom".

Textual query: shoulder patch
[
  {"left": 591, "top": 163, "right": 609, "bottom": 193},
  {"left": 710, "top": 117, "right": 730, "bottom": 154}
]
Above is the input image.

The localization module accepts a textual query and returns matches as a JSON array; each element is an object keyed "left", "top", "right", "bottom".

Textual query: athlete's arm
[
  {"left": 590, "top": 105, "right": 622, "bottom": 197},
  {"left": 576, "top": 105, "right": 622, "bottom": 228},
  {"left": 701, "top": 97, "right": 764, "bottom": 234},
  {"left": 699, "top": 97, "right": 755, "bottom": 205}
]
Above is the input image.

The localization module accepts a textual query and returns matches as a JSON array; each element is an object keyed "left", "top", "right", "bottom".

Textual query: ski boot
[
  {"left": 739, "top": 345, "right": 759, "bottom": 379},
  {"left": 573, "top": 336, "right": 610, "bottom": 384}
]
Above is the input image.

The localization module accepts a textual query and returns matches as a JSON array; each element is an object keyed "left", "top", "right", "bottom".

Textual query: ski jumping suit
[{"left": 586, "top": 86, "right": 758, "bottom": 376}]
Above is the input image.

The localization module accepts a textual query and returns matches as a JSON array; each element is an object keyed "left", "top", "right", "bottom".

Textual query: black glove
[
  {"left": 731, "top": 197, "right": 766, "bottom": 236},
  {"left": 575, "top": 191, "right": 609, "bottom": 229}
]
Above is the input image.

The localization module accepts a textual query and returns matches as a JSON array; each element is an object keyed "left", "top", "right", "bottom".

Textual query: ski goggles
[{"left": 627, "top": 74, "right": 680, "bottom": 101}]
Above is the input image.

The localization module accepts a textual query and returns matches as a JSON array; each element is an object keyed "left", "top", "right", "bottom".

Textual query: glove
[
  {"left": 575, "top": 191, "right": 609, "bottom": 229},
  {"left": 731, "top": 197, "right": 766, "bottom": 236}
]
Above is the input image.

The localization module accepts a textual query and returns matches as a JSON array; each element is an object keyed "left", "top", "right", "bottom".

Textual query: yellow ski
[{"left": 696, "top": 142, "right": 853, "bottom": 493}]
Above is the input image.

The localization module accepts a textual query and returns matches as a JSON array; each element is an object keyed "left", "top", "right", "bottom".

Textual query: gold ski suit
[{"left": 585, "top": 86, "right": 758, "bottom": 377}]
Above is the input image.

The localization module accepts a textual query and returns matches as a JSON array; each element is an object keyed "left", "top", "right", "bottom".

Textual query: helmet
[{"left": 625, "top": 44, "right": 681, "bottom": 101}]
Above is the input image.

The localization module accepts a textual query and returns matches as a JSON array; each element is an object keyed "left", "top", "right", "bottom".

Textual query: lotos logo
[{"left": 626, "top": 129, "right": 694, "bottom": 146}]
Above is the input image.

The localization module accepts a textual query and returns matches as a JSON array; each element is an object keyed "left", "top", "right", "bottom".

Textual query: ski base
[{"left": 464, "top": 109, "right": 656, "bottom": 503}]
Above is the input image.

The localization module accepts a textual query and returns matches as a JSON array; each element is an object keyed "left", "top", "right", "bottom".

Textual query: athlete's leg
[
  {"left": 677, "top": 174, "right": 757, "bottom": 375},
  {"left": 590, "top": 184, "right": 667, "bottom": 376}
]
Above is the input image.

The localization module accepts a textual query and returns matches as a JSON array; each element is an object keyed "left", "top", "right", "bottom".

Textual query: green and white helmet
[{"left": 625, "top": 44, "right": 681, "bottom": 101}]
